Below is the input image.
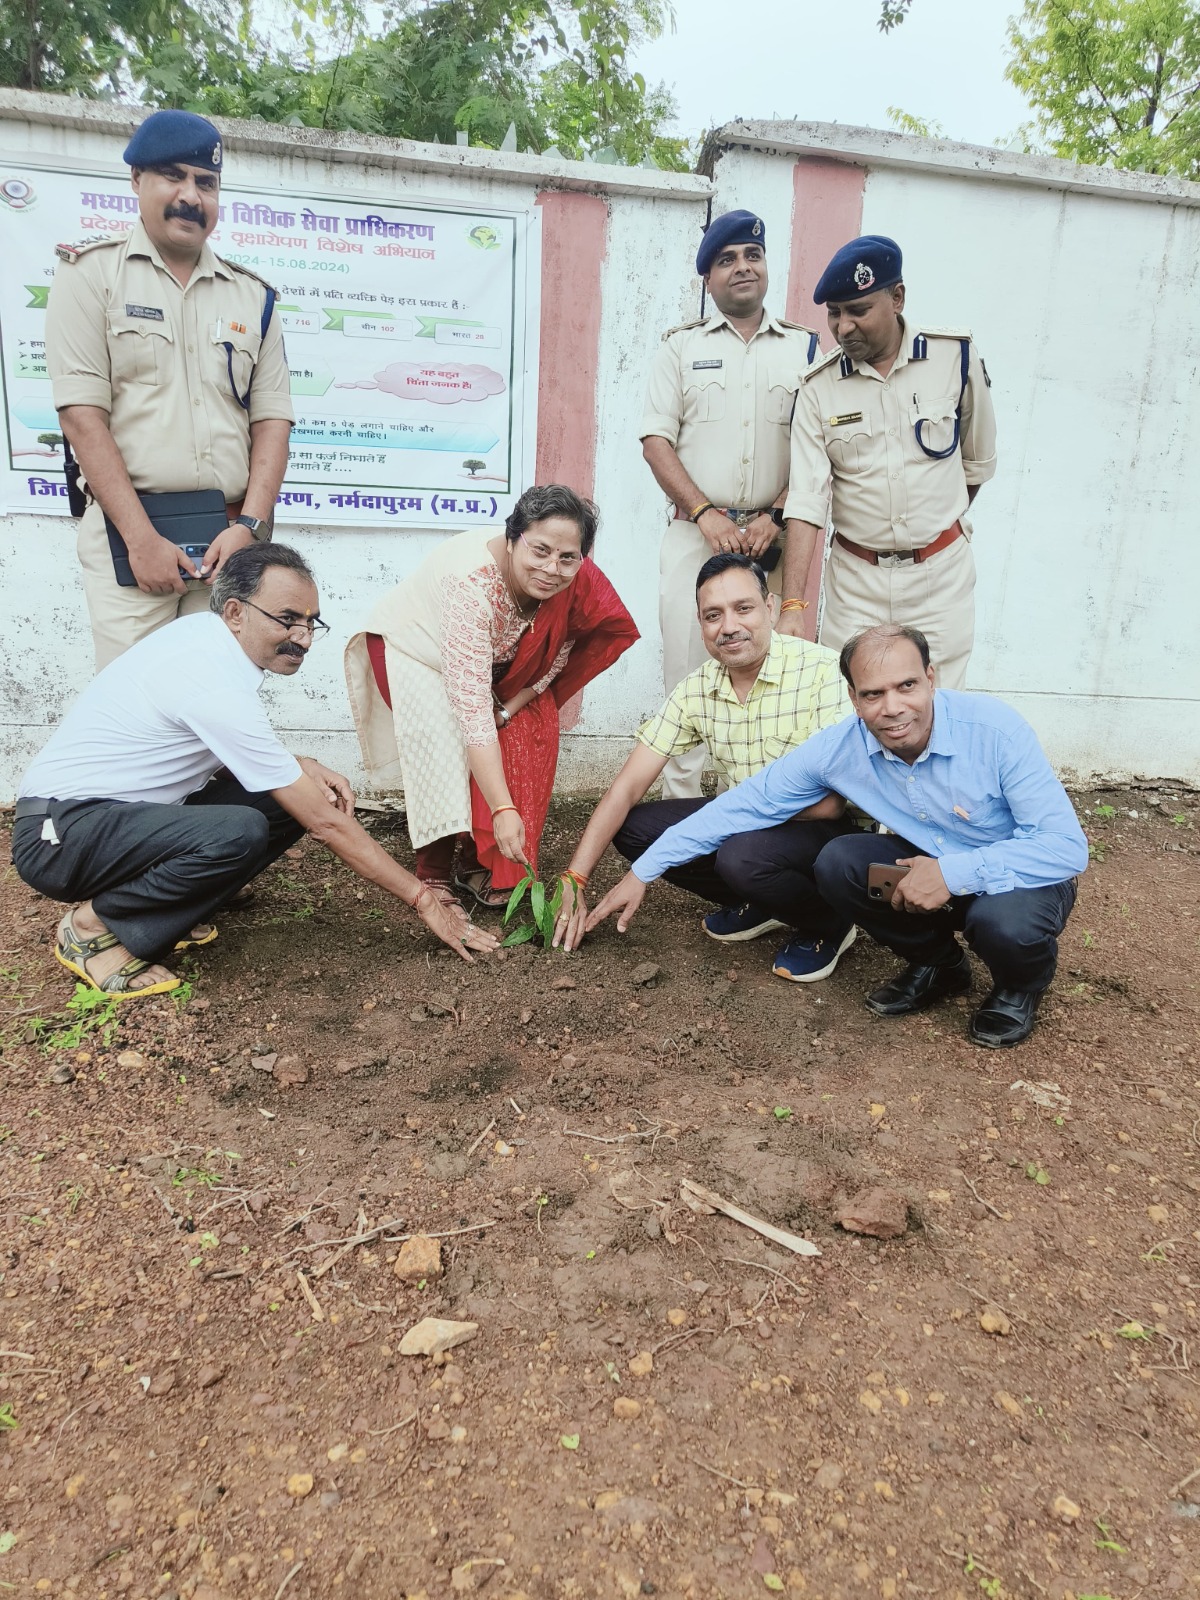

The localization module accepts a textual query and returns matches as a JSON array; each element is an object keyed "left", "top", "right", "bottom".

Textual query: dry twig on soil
[
  {"left": 1171, "top": 1463, "right": 1200, "bottom": 1497},
  {"left": 465, "top": 1119, "right": 496, "bottom": 1157},
  {"left": 367, "top": 1409, "right": 418, "bottom": 1437},
  {"left": 273, "top": 1560, "right": 305, "bottom": 1600},
  {"left": 296, "top": 1271, "right": 324, "bottom": 1321},
  {"left": 959, "top": 1172, "right": 1005, "bottom": 1219},
  {"left": 686, "top": 1456, "right": 759, "bottom": 1489},
  {"left": 679, "top": 1178, "right": 821, "bottom": 1257}
]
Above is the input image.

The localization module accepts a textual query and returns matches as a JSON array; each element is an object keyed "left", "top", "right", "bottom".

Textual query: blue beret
[
  {"left": 813, "top": 235, "right": 903, "bottom": 304},
  {"left": 696, "top": 209, "right": 765, "bottom": 277},
  {"left": 123, "top": 110, "right": 223, "bottom": 172}
]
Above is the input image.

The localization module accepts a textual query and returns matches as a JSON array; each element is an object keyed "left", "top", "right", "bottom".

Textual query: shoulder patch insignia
[
  {"left": 776, "top": 318, "right": 818, "bottom": 335},
  {"left": 54, "top": 236, "right": 121, "bottom": 265},
  {"left": 801, "top": 347, "right": 844, "bottom": 384},
  {"left": 221, "top": 255, "right": 278, "bottom": 294},
  {"left": 914, "top": 325, "right": 973, "bottom": 341},
  {"left": 662, "top": 316, "right": 708, "bottom": 339}
]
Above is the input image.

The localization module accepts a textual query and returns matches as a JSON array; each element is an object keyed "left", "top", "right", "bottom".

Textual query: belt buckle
[
  {"left": 875, "top": 550, "right": 910, "bottom": 568},
  {"left": 724, "top": 509, "right": 752, "bottom": 528}
]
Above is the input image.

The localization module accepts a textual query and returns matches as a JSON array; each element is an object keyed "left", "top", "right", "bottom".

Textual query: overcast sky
[{"left": 635, "top": 0, "right": 1033, "bottom": 151}]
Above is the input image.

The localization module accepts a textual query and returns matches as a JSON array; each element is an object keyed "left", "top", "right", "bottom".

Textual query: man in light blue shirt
[{"left": 587, "top": 623, "right": 1087, "bottom": 1048}]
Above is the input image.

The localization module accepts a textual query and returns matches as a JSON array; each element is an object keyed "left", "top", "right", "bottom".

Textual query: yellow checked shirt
[
  {"left": 640, "top": 311, "right": 818, "bottom": 510},
  {"left": 637, "top": 633, "right": 851, "bottom": 786},
  {"left": 45, "top": 220, "right": 294, "bottom": 500},
  {"left": 784, "top": 318, "right": 997, "bottom": 551}
]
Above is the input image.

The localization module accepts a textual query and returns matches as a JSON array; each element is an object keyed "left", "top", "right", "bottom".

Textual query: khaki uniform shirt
[
  {"left": 784, "top": 318, "right": 997, "bottom": 551},
  {"left": 640, "top": 310, "right": 818, "bottom": 511},
  {"left": 45, "top": 220, "right": 294, "bottom": 500}
]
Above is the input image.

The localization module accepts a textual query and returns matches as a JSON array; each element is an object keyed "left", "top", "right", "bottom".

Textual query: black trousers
[
  {"left": 613, "top": 797, "right": 859, "bottom": 940},
  {"left": 812, "top": 831, "right": 1078, "bottom": 993},
  {"left": 11, "top": 774, "right": 304, "bottom": 964}
]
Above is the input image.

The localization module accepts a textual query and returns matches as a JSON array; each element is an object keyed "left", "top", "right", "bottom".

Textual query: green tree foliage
[
  {"left": 194, "top": 0, "right": 689, "bottom": 169},
  {"left": 0, "top": 0, "right": 688, "bottom": 170},
  {"left": 878, "top": 0, "right": 915, "bottom": 29},
  {"left": 0, "top": 0, "right": 250, "bottom": 95},
  {"left": 1006, "top": 0, "right": 1200, "bottom": 176}
]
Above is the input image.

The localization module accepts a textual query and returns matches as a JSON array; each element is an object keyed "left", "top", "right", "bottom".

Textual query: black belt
[{"left": 14, "top": 797, "right": 53, "bottom": 820}]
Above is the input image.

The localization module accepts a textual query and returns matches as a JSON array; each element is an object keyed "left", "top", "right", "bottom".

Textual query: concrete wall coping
[
  {"left": 0, "top": 88, "right": 713, "bottom": 203},
  {"left": 708, "top": 119, "right": 1200, "bottom": 208}
]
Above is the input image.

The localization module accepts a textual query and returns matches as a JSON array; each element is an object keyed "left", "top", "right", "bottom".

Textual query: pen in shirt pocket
[{"left": 952, "top": 804, "right": 971, "bottom": 821}]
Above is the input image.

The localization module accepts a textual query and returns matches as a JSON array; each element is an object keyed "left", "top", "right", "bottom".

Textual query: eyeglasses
[
  {"left": 518, "top": 531, "right": 582, "bottom": 574},
  {"left": 243, "top": 600, "right": 331, "bottom": 641}
]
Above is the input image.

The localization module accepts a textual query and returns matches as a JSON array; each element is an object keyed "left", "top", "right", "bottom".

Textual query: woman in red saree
[{"left": 345, "top": 485, "right": 639, "bottom": 911}]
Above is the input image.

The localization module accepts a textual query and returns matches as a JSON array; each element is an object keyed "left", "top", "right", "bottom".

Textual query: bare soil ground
[{"left": 1, "top": 786, "right": 1198, "bottom": 1600}]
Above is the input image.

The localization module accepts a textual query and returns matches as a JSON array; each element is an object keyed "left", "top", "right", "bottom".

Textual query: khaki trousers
[
  {"left": 819, "top": 530, "right": 976, "bottom": 691},
  {"left": 658, "top": 517, "right": 784, "bottom": 798},
  {"left": 78, "top": 501, "right": 213, "bottom": 673}
]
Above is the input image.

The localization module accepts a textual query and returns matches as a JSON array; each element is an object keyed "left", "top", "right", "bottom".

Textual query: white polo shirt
[{"left": 20, "top": 612, "right": 302, "bottom": 805}]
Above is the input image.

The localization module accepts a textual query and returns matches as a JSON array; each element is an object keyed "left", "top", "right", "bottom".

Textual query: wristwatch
[
  {"left": 769, "top": 508, "right": 786, "bottom": 529},
  {"left": 235, "top": 513, "right": 272, "bottom": 542}
]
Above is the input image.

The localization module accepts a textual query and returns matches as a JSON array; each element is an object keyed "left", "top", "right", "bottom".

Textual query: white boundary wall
[
  {"left": 3, "top": 99, "right": 1197, "bottom": 793},
  {"left": 711, "top": 122, "right": 1200, "bottom": 784},
  {"left": 0, "top": 92, "right": 710, "bottom": 798}
]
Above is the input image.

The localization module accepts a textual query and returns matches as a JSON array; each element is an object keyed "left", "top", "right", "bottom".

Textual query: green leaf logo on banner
[{"left": 26, "top": 285, "right": 50, "bottom": 310}]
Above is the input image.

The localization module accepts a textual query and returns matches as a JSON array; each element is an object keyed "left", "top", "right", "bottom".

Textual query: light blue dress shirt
[{"left": 632, "top": 690, "right": 1088, "bottom": 897}]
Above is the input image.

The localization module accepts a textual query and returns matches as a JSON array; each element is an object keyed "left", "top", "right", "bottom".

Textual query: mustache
[
  {"left": 276, "top": 641, "right": 307, "bottom": 660},
  {"left": 164, "top": 202, "right": 207, "bottom": 225},
  {"left": 717, "top": 631, "right": 752, "bottom": 646}
]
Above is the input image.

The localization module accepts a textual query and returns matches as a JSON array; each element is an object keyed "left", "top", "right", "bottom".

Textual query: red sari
[
  {"left": 366, "top": 557, "right": 638, "bottom": 891},
  {"left": 469, "top": 557, "right": 639, "bottom": 889}
]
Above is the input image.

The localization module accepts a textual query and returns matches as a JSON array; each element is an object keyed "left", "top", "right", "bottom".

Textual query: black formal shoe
[
  {"left": 968, "top": 987, "right": 1044, "bottom": 1048},
  {"left": 865, "top": 951, "right": 972, "bottom": 1017}
]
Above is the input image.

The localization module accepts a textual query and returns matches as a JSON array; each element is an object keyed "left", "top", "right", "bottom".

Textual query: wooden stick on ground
[
  {"left": 296, "top": 1270, "right": 324, "bottom": 1322},
  {"left": 465, "top": 1119, "right": 496, "bottom": 1158},
  {"left": 679, "top": 1178, "right": 821, "bottom": 1258}
]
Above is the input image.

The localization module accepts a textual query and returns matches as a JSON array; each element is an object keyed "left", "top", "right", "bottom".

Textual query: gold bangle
[
  {"left": 780, "top": 598, "right": 810, "bottom": 613},
  {"left": 491, "top": 803, "right": 519, "bottom": 818},
  {"left": 689, "top": 500, "right": 714, "bottom": 522}
]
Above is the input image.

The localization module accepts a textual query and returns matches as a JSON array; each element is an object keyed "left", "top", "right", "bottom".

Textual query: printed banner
[{"left": 0, "top": 166, "right": 540, "bottom": 527}]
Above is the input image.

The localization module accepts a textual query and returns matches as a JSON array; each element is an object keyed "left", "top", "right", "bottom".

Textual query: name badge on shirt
[
  {"left": 828, "top": 411, "right": 864, "bottom": 426},
  {"left": 692, "top": 359, "right": 723, "bottom": 370},
  {"left": 125, "top": 303, "right": 164, "bottom": 321}
]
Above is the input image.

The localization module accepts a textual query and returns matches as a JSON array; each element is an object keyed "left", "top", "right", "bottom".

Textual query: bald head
[{"left": 839, "top": 623, "right": 930, "bottom": 690}]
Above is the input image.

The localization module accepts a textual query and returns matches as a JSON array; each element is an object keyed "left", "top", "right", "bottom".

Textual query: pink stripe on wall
[
  {"left": 534, "top": 191, "right": 609, "bottom": 495},
  {"left": 785, "top": 157, "right": 866, "bottom": 331},
  {"left": 785, "top": 158, "right": 866, "bottom": 636}
]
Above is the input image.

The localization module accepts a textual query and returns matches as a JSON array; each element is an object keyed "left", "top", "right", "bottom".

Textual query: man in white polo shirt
[{"left": 12, "top": 543, "right": 495, "bottom": 999}]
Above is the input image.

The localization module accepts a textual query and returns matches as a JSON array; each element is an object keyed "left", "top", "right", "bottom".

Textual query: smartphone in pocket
[{"left": 867, "top": 862, "right": 910, "bottom": 903}]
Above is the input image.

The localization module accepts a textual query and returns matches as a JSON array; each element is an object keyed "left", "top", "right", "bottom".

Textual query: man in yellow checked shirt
[{"left": 551, "top": 553, "right": 858, "bottom": 983}]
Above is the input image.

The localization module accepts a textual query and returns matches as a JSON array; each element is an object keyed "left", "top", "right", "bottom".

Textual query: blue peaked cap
[
  {"left": 696, "top": 209, "right": 765, "bottom": 277},
  {"left": 123, "top": 110, "right": 223, "bottom": 171},
  {"left": 813, "top": 235, "right": 903, "bottom": 304}
]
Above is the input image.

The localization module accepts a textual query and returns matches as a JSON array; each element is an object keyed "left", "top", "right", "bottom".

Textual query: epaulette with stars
[
  {"left": 54, "top": 236, "right": 124, "bottom": 265},
  {"left": 660, "top": 317, "right": 709, "bottom": 340},
  {"left": 801, "top": 346, "right": 845, "bottom": 383}
]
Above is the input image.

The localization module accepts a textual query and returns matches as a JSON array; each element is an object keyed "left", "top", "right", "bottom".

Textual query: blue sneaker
[
  {"left": 772, "top": 926, "right": 857, "bottom": 983},
  {"left": 703, "top": 902, "right": 788, "bottom": 942}
]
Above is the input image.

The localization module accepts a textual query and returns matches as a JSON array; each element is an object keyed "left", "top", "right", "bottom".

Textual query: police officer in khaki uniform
[
  {"left": 780, "top": 236, "right": 996, "bottom": 689},
  {"left": 45, "top": 110, "right": 294, "bottom": 671},
  {"left": 640, "top": 209, "right": 819, "bottom": 797}
]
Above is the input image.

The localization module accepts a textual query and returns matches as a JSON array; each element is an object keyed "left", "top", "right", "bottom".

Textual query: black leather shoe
[
  {"left": 865, "top": 952, "right": 971, "bottom": 1017},
  {"left": 968, "top": 987, "right": 1043, "bottom": 1048}
]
